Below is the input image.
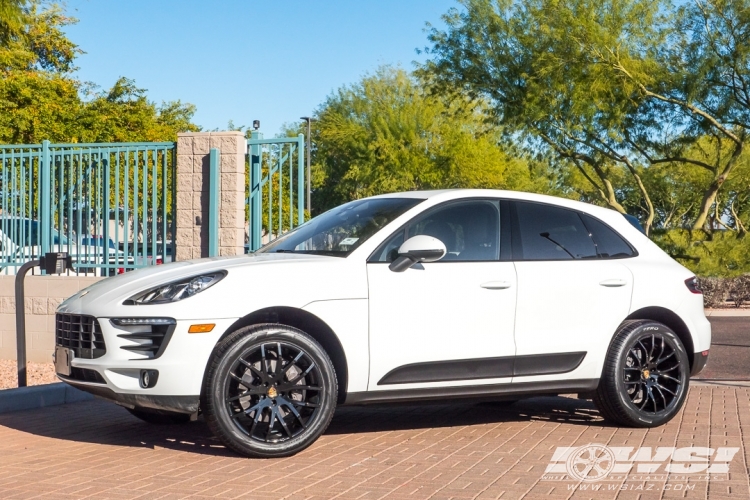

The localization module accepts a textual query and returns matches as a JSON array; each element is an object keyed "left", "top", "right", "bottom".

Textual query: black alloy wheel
[
  {"left": 203, "top": 324, "right": 337, "bottom": 458},
  {"left": 594, "top": 320, "right": 689, "bottom": 427},
  {"left": 225, "top": 341, "right": 324, "bottom": 442}
]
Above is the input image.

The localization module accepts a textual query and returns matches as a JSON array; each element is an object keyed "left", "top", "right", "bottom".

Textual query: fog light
[{"left": 140, "top": 369, "right": 159, "bottom": 389}]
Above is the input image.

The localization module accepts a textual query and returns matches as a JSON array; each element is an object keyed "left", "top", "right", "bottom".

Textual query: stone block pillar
[{"left": 175, "top": 132, "right": 246, "bottom": 260}]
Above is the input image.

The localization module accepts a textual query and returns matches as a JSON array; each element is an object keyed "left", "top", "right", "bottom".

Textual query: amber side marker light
[{"left": 188, "top": 324, "right": 215, "bottom": 333}]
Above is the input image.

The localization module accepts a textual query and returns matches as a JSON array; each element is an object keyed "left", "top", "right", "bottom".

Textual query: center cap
[
  {"left": 642, "top": 369, "right": 650, "bottom": 379},
  {"left": 267, "top": 386, "right": 278, "bottom": 398}
]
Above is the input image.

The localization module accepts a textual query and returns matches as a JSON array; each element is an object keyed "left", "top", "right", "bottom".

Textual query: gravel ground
[{"left": 0, "top": 360, "right": 57, "bottom": 390}]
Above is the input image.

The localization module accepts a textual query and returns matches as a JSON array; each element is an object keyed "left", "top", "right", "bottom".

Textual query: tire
[
  {"left": 202, "top": 324, "right": 338, "bottom": 458},
  {"left": 126, "top": 407, "right": 192, "bottom": 425},
  {"left": 593, "top": 320, "right": 690, "bottom": 427}
]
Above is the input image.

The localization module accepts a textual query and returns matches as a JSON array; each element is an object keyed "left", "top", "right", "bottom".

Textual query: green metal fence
[
  {"left": 247, "top": 132, "right": 305, "bottom": 251},
  {"left": 0, "top": 141, "right": 176, "bottom": 275}
]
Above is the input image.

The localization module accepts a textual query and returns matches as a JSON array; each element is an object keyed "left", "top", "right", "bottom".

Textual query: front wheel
[
  {"left": 202, "top": 324, "right": 338, "bottom": 458},
  {"left": 594, "top": 320, "right": 690, "bottom": 427}
]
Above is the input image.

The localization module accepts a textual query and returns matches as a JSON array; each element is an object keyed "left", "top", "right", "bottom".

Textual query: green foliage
[
  {"left": 310, "top": 66, "right": 552, "bottom": 212},
  {"left": 0, "top": 1, "right": 198, "bottom": 145},
  {"left": 650, "top": 229, "right": 750, "bottom": 277}
]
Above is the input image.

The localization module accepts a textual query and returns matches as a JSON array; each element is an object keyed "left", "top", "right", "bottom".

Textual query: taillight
[
  {"left": 685, "top": 276, "right": 702, "bottom": 294},
  {"left": 156, "top": 258, "right": 163, "bottom": 265}
]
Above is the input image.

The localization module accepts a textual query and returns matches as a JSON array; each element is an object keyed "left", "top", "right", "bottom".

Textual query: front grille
[
  {"left": 56, "top": 314, "right": 106, "bottom": 359},
  {"left": 64, "top": 367, "right": 106, "bottom": 384}
]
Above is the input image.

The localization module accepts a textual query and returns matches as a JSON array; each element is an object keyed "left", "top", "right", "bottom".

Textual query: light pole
[{"left": 300, "top": 117, "right": 315, "bottom": 214}]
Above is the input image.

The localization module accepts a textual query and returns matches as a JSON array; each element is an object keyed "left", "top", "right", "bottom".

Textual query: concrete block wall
[
  {"left": 0, "top": 276, "right": 103, "bottom": 362},
  {"left": 176, "top": 132, "right": 246, "bottom": 260}
]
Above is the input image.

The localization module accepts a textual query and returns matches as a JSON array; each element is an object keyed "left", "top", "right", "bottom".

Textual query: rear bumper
[{"left": 690, "top": 349, "right": 709, "bottom": 377}]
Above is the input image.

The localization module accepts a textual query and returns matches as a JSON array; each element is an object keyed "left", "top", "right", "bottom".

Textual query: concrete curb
[
  {"left": 705, "top": 309, "right": 750, "bottom": 317},
  {"left": 0, "top": 382, "right": 93, "bottom": 414}
]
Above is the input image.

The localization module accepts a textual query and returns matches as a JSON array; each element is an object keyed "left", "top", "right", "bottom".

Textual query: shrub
[{"left": 700, "top": 277, "right": 729, "bottom": 308}]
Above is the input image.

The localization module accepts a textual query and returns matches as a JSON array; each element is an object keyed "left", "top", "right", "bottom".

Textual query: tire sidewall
[
  {"left": 612, "top": 322, "right": 690, "bottom": 426},
  {"left": 207, "top": 325, "right": 337, "bottom": 458}
]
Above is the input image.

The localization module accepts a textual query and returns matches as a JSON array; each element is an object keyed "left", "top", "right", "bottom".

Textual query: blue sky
[{"left": 63, "top": 0, "right": 458, "bottom": 136}]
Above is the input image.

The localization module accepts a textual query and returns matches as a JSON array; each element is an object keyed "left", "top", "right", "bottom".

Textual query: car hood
[{"left": 59, "top": 252, "right": 347, "bottom": 315}]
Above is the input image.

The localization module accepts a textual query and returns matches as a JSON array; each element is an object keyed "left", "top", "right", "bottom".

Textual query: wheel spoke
[
  {"left": 266, "top": 407, "right": 278, "bottom": 440},
  {"left": 647, "top": 389, "right": 658, "bottom": 412},
  {"left": 280, "top": 399, "right": 307, "bottom": 428},
  {"left": 249, "top": 405, "right": 265, "bottom": 436},
  {"left": 291, "top": 400, "right": 320, "bottom": 408},
  {"left": 275, "top": 342, "right": 283, "bottom": 377},
  {"left": 226, "top": 387, "right": 264, "bottom": 402},
  {"left": 232, "top": 399, "right": 263, "bottom": 419},
  {"left": 656, "top": 351, "right": 675, "bottom": 365},
  {"left": 284, "top": 385, "right": 322, "bottom": 392},
  {"left": 660, "top": 364, "right": 679, "bottom": 373},
  {"left": 276, "top": 410, "right": 293, "bottom": 437},
  {"left": 655, "top": 382, "right": 677, "bottom": 396},
  {"left": 282, "top": 351, "right": 304, "bottom": 376},
  {"left": 229, "top": 372, "right": 251, "bottom": 387},
  {"left": 637, "top": 341, "right": 649, "bottom": 362},
  {"left": 649, "top": 334, "right": 655, "bottom": 361},
  {"left": 239, "top": 358, "right": 265, "bottom": 382},
  {"left": 658, "top": 337, "right": 666, "bottom": 363},
  {"left": 653, "top": 385, "right": 668, "bottom": 411},
  {"left": 287, "top": 364, "right": 315, "bottom": 385},
  {"left": 659, "top": 373, "right": 680, "bottom": 383},
  {"left": 261, "top": 344, "right": 269, "bottom": 376}
]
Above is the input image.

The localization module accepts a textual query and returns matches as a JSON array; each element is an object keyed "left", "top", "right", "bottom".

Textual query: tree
[
  {"left": 310, "top": 66, "right": 551, "bottom": 212},
  {"left": 0, "top": 1, "right": 198, "bottom": 144},
  {"left": 421, "top": 0, "right": 750, "bottom": 233}
]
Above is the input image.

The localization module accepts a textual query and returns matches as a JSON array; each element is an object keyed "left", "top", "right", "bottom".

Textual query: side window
[
  {"left": 581, "top": 214, "right": 635, "bottom": 258},
  {"left": 372, "top": 200, "right": 501, "bottom": 262},
  {"left": 408, "top": 201, "right": 500, "bottom": 261},
  {"left": 514, "top": 202, "right": 597, "bottom": 260}
]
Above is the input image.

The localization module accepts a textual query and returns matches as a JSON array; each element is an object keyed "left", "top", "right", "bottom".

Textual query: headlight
[{"left": 124, "top": 271, "right": 226, "bottom": 305}]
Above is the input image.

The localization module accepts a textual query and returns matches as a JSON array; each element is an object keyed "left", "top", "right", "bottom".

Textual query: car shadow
[
  {"left": 0, "top": 394, "right": 609, "bottom": 458},
  {"left": 326, "top": 395, "right": 606, "bottom": 435}
]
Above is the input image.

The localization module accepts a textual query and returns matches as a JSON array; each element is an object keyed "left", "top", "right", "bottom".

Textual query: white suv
[{"left": 55, "top": 190, "right": 710, "bottom": 458}]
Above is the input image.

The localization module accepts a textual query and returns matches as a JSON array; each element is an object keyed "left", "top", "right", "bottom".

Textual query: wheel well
[
  {"left": 625, "top": 306, "right": 695, "bottom": 369},
  {"left": 216, "top": 307, "right": 349, "bottom": 404}
]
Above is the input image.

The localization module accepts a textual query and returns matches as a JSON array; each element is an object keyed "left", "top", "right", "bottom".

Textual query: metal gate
[
  {"left": 0, "top": 141, "right": 175, "bottom": 275},
  {"left": 246, "top": 132, "right": 305, "bottom": 251}
]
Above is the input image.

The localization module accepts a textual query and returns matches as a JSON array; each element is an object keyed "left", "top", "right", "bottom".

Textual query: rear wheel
[
  {"left": 594, "top": 320, "right": 689, "bottom": 427},
  {"left": 202, "top": 324, "right": 337, "bottom": 458}
]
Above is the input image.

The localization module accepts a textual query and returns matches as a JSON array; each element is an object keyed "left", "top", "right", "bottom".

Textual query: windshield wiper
[{"left": 539, "top": 232, "right": 576, "bottom": 259}]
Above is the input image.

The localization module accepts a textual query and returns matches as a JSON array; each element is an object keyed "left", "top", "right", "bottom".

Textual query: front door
[{"left": 367, "top": 200, "right": 517, "bottom": 391}]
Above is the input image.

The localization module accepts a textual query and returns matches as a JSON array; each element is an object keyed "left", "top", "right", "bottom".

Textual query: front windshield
[{"left": 258, "top": 197, "right": 423, "bottom": 257}]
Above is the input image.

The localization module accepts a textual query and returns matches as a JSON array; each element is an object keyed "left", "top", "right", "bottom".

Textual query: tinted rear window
[
  {"left": 514, "top": 202, "right": 597, "bottom": 260},
  {"left": 581, "top": 214, "right": 635, "bottom": 258}
]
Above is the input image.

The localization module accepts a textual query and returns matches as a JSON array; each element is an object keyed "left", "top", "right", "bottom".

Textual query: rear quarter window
[{"left": 581, "top": 214, "right": 636, "bottom": 258}]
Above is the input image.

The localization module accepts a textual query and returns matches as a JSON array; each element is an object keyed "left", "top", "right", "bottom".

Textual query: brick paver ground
[{"left": 0, "top": 384, "right": 748, "bottom": 500}]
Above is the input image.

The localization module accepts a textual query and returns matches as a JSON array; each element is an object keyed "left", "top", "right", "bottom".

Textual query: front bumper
[
  {"left": 55, "top": 316, "right": 239, "bottom": 413},
  {"left": 61, "top": 378, "right": 201, "bottom": 413}
]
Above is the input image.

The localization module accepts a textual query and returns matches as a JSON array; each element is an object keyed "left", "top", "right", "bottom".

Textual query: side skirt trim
[
  {"left": 344, "top": 378, "right": 600, "bottom": 405},
  {"left": 377, "top": 351, "right": 587, "bottom": 385}
]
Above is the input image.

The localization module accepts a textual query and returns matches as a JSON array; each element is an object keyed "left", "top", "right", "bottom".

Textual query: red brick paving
[{"left": 0, "top": 385, "right": 748, "bottom": 499}]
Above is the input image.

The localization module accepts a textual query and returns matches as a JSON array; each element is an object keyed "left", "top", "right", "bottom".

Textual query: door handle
[
  {"left": 599, "top": 279, "right": 627, "bottom": 287},
  {"left": 481, "top": 281, "right": 512, "bottom": 290}
]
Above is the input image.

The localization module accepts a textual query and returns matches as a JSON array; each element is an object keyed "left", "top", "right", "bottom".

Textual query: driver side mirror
[{"left": 389, "top": 235, "right": 446, "bottom": 272}]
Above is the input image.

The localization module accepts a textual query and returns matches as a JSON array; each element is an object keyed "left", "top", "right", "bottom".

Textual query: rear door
[{"left": 510, "top": 201, "right": 634, "bottom": 383}]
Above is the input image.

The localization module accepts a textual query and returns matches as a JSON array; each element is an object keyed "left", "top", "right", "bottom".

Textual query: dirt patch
[{"left": 0, "top": 359, "right": 57, "bottom": 389}]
